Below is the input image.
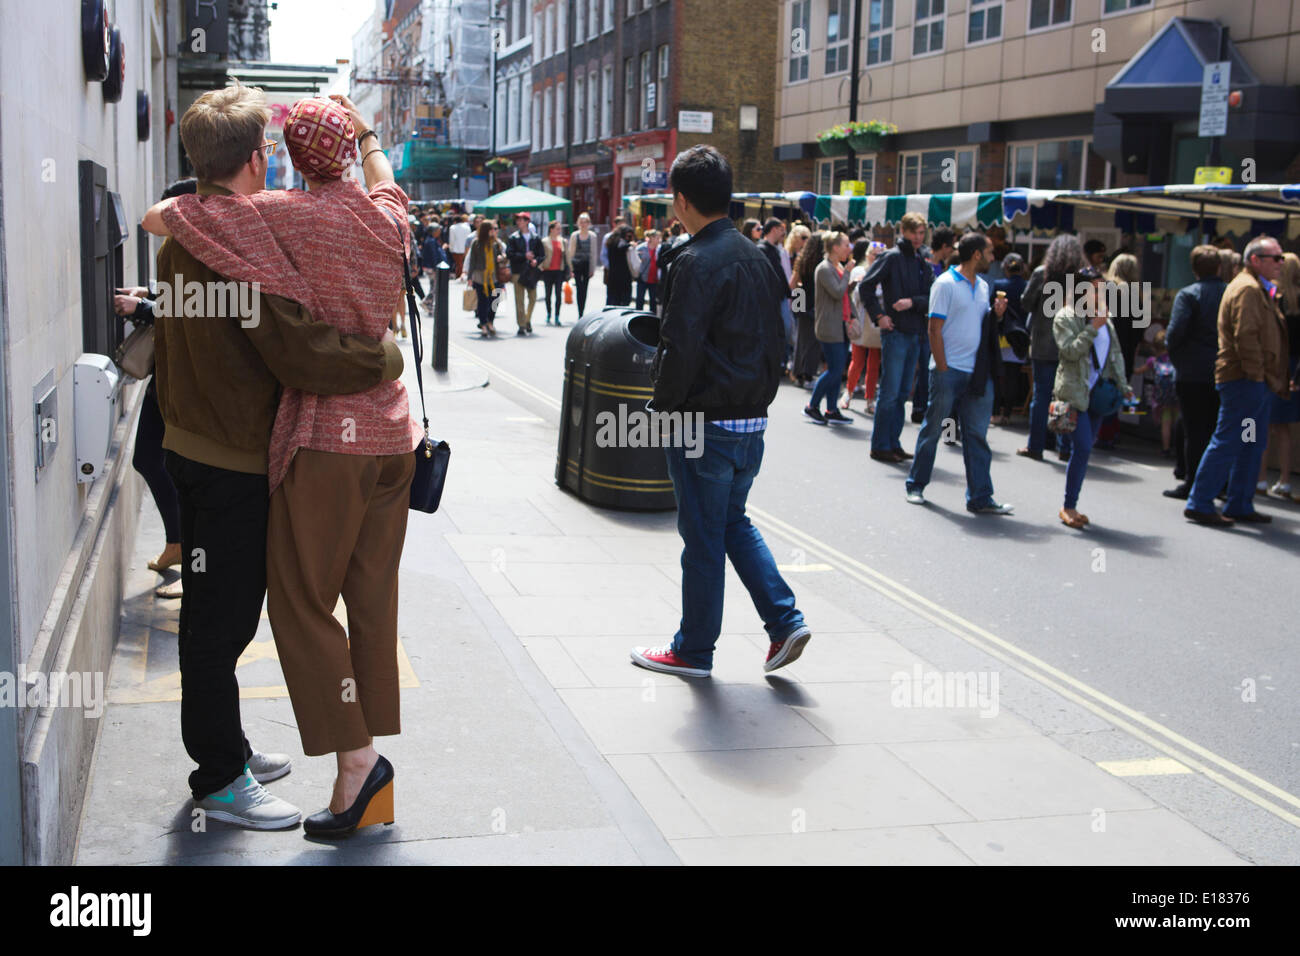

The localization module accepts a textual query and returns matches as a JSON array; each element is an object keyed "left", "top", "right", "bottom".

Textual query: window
[
  {"left": 867, "top": 0, "right": 892, "bottom": 66},
  {"left": 816, "top": 157, "right": 876, "bottom": 196},
  {"left": 509, "top": 76, "right": 521, "bottom": 144},
  {"left": 656, "top": 45, "right": 669, "bottom": 125},
  {"left": 575, "top": 0, "right": 585, "bottom": 45},
  {"left": 588, "top": 68, "right": 599, "bottom": 141},
  {"left": 602, "top": 64, "right": 613, "bottom": 137},
  {"left": 1028, "top": 0, "right": 1070, "bottom": 31},
  {"left": 641, "top": 51, "right": 653, "bottom": 128},
  {"left": 604, "top": 0, "right": 614, "bottom": 32},
  {"left": 496, "top": 82, "right": 508, "bottom": 147},
  {"left": 557, "top": 2, "right": 566, "bottom": 55},
  {"left": 1103, "top": 0, "right": 1150, "bottom": 12},
  {"left": 825, "top": 0, "right": 851, "bottom": 75},
  {"left": 968, "top": 0, "right": 1001, "bottom": 43},
  {"left": 627, "top": 0, "right": 636, "bottom": 15},
  {"left": 513, "top": 0, "right": 524, "bottom": 42},
  {"left": 788, "top": 0, "right": 810, "bottom": 83},
  {"left": 521, "top": 82, "right": 531, "bottom": 144},
  {"left": 574, "top": 76, "right": 585, "bottom": 144},
  {"left": 624, "top": 57, "right": 636, "bottom": 132},
  {"left": 899, "top": 148, "right": 976, "bottom": 194},
  {"left": 543, "top": 86, "right": 553, "bottom": 150},
  {"left": 589, "top": 0, "right": 599, "bottom": 39},
  {"left": 858, "top": 156, "right": 875, "bottom": 193},
  {"left": 556, "top": 80, "right": 566, "bottom": 148},
  {"left": 913, "top": 0, "right": 944, "bottom": 56},
  {"left": 532, "top": 91, "right": 541, "bottom": 148},
  {"left": 544, "top": 5, "right": 555, "bottom": 59},
  {"left": 1005, "top": 139, "right": 1087, "bottom": 190},
  {"left": 534, "top": 11, "right": 543, "bottom": 50}
]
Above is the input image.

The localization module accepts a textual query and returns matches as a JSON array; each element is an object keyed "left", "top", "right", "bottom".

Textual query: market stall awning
[
  {"left": 1005, "top": 183, "right": 1300, "bottom": 220},
  {"left": 473, "top": 184, "right": 572, "bottom": 215},
  {"left": 621, "top": 191, "right": 1001, "bottom": 228}
]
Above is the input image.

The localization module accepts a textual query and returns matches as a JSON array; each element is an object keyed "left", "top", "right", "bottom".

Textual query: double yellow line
[{"left": 455, "top": 339, "right": 1300, "bottom": 829}]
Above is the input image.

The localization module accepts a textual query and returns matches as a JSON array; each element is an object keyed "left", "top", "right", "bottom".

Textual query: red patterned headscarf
[{"left": 284, "top": 97, "right": 356, "bottom": 181}]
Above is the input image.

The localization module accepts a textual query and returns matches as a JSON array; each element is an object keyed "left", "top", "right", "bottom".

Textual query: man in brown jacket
[
  {"left": 156, "top": 85, "right": 404, "bottom": 829},
  {"left": 1185, "top": 235, "right": 1291, "bottom": 526}
]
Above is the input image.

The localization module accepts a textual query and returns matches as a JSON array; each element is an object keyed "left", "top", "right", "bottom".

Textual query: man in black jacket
[
  {"left": 1163, "top": 245, "right": 1228, "bottom": 499},
  {"left": 631, "top": 146, "right": 811, "bottom": 679},
  {"left": 506, "top": 212, "right": 543, "bottom": 335},
  {"left": 860, "top": 213, "right": 934, "bottom": 461}
]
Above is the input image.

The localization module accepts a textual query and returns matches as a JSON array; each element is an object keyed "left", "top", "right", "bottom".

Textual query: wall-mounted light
[{"left": 739, "top": 105, "right": 758, "bottom": 131}]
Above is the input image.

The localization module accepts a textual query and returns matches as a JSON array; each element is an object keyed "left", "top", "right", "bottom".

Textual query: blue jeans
[
  {"left": 912, "top": 337, "right": 931, "bottom": 420},
  {"left": 1029, "top": 360, "right": 1070, "bottom": 455},
  {"left": 1063, "top": 407, "right": 1101, "bottom": 509},
  {"left": 635, "top": 280, "right": 658, "bottom": 312},
  {"left": 873, "top": 329, "right": 921, "bottom": 452},
  {"left": 906, "top": 367, "right": 996, "bottom": 509},
  {"left": 780, "top": 299, "right": 795, "bottom": 368},
  {"left": 1188, "top": 379, "right": 1273, "bottom": 516},
  {"left": 665, "top": 425, "right": 805, "bottom": 668},
  {"left": 811, "top": 340, "right": 849, "bottom": 412}
]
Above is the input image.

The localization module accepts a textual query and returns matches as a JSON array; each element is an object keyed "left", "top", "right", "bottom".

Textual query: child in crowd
[{"left": 1139, "top": 329, "right": 1178, "bottom": 456}]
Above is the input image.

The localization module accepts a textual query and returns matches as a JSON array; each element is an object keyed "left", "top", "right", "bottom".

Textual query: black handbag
[{"left": 388, "top": 212, "right": 451, "bottom": 512}]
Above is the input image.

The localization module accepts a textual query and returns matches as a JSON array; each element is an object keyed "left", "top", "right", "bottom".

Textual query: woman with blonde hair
[
  {"left": 145, "top": 93, "right": 421, "bottom": 837},
  {"left": 1257, "top": 251, "right": 1300, "bottom": 498}
]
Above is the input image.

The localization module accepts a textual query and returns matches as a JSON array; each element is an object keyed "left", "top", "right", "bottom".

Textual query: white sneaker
[
  {"left": 1256, "top": 480, "right": 1270, "bottom": 493},
  {"left": 194, "top": 768, "right": 301, "bottom": 830},
  {"left": 906, "top": 490, "right": 926, "bottom": 505},
  {"left": 248, "top": 750, "right": 292, "bottom": 784},
  {"left": 1270, "top": 482, "right": 1293, "bottom": 499}
]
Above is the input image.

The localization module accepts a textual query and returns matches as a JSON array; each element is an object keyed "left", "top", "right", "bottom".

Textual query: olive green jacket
[{"left": 1052, "top": 306, "right": 1131, "bottom": 412}]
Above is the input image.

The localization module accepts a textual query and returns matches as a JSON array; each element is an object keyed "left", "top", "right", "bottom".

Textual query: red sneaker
[
  {"left": 764, "top": 625, "right": 812, "bottom": 673},
  {"left": 630, "top": 644, "right": 711, "bottom": 678}
]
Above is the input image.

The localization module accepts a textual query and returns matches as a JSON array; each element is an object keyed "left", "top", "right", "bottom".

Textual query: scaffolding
[{"left": 443, "top": 0, "right": 491, "bottom": 152}]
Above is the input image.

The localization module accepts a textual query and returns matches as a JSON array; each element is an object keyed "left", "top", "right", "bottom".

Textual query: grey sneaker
[
  {"left": 905, "top": 489, "right": 926, "bottom": 505},
  {"left": 195, "top": 768, "right": 301, "bottom": 830},
  {"left": 970, "top": 501, "right": 1014, "bottom": 515},
  {"left": 248, "top": 750, "right": 292, "bottom": 784}
]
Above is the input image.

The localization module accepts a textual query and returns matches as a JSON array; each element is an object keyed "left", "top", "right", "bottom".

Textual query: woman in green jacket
[{"left": 1054, "top": 266, "right": 1134, "bottom": 529}]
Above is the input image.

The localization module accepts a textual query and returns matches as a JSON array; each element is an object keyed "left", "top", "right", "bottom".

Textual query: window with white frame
[
  {"left": 602, "top": 65, "right": 613, "bottom": 136},
  {"left": 1103, "top": 0, "right": 1149, "bottom": 12},
  {"left": 574, "top": 76, "right": 585, "bottom": 145},
  {"left": 866, "top": 0, "right": 892, "bottom": 66},
  {"left": 788, "top": 0, "right": 810, "bottom": 83},
  {"left": 604, "top": 0, "right": 614, "bottom": 31},
  {"left": 575, "top": 0, "right": 585, "bottom": 45},
  {"left": 557, "top": 2, "right": 566, "bottom": 55},
  {"left": 1028, "top": 0, "right": 1070, "bottom": 31},
  {"left": 534, "top": 11, "right": 543, "bottom": 51},
  {"left": 512, "top": 0, "right": 522, "bottom": 42},
  {"left": 656, "top": 44, "right": 669, "bottom": 125},
  {"left": 913, "top": 0, "right": 944, "bottom": 56},
  {"left": 641, "top": 51, "right": 653, "bottom": 128},
  {"left": 626, "top": 0, "right": 636, "bottom": 15},
  {"left": 624, "top": 57, "right": 636, "bottom": 132},
  {"left": 968, "top": 0, "right": 1002, "bottom": 43},
  {"left": 589, "top": 0, "right": 599, "bottom": 39},
  {"left": 543, "top": 86, "right": 554, "bottom": 149},
  {"left": 521, "top": 81, "right": 531, "bottom": 144},
  {"left": 496, "top": 82, "right": 508, "bottom": 147},
  {"left": 509, "top": 76, "right": 521, "bottom": 144},
  {"left": 545, "top": 5, "right": 555, "bottom": 59},
  {"left": 588, "top": 68, "right": 599, "bottom": 141},
  {"left": 1005, "top": 138, "right": 1087, "bottom": 190},
  {"left": 825, "top": 0, "right": 851, "bottom": 75},
  {"left": 900, "top": 147, "right": 976, "bottom": 194},
  {"left": 532, "top": 91, "right": 541, "bottom": 149},
  {"left": 815, "top": 157, "right": 876, "bottom": 196},
  {"left": 556, "top": 80, "right": 566, "bottom": 147}
]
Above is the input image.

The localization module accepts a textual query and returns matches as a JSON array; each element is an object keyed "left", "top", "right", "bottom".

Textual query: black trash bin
[{"left": 556, "top": 306, "right": 677, "bottom": 510}]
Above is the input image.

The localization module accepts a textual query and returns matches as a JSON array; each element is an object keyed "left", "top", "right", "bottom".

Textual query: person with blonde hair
[
  {"left": 146, "top": 92, "right": 421, "bottom": 837},
  {"left": 1256, "top": 251, "right": 1300, "bottom": 498},
  {"left": 144, "top": 85, "right": 407, "bottom": 832}
]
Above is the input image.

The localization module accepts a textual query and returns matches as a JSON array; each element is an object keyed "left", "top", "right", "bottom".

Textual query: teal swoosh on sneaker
[{"left": 207, "top": 789, "right": 236, "bottom": 804}]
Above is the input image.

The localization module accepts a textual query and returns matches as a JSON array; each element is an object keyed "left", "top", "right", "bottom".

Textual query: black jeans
[
  {"left": 542, "top": 269, "right": 564, "bottom": 319},
  {"left": 573, "top": 267, "right": 592, "bottom": 316},
  {"left": 635, "top": 280, "right": 658, "bottom": 313},
  {"left": 165, "top": 452, "right": 266, "bottom": 799},
  {"left": 1176, "top": 380, "right": 1220, "bottom": 486},
  {"left": 133, "top": 382, "right": 181, "bottom": 542}
]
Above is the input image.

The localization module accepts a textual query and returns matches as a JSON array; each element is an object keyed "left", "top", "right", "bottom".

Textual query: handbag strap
[{"left": 381, "top": 208, "right": 430, "bottom": 440}]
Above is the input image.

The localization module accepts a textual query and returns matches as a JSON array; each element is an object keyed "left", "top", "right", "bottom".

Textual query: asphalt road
[{"left": 435, "top": 270, "right": 1300, "bottom": 843}]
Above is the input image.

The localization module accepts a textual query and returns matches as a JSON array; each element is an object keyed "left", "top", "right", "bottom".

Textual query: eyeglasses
[
  {"left": 257, "top": 140, "right": 276, "bottom": 158},
  {"left": 1257, "top": 254, "right": 1285, "bottom": 262}
]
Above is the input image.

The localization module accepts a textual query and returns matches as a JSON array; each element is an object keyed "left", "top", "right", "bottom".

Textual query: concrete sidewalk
[{"left": 77, "top": 313, "right": 1248, "bottom": 865}]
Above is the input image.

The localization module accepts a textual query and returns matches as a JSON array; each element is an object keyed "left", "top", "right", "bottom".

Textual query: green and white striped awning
[{"left": 810, "top": 192, "right": 1004, "bottom": 228}]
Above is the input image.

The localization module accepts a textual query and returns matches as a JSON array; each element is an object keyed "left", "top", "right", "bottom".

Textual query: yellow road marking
[
  {"left": 444, "top": 343, "right": 1300, "bottom": 827},
  {"left": 1099, "top": 757, "right": 1194, "bottom": 777}
]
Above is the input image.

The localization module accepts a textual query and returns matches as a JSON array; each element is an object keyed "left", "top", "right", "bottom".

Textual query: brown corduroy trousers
[{"left": 267, "top": 448, "right": 414, "bottom": 756}]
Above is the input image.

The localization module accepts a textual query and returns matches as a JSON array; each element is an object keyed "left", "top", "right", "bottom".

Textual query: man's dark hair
[
  {"left": 161, "top": 178, "right": 198, "bottom": 200},
  {"left": 848, "top": 226, "right": 867, "bottom": 242},
  {"left": 1002, "top": 252, "right": 1025, "bottom": 276},
  {"left": 852, "top": 238, "right": 870, "bottom": 262},
  {"left": 930, "top": 227, "right": 956, "bottom": 253},
  {"left": 762, "top": 217, "right": 784, "bottom": 237},
  {"left": 956, "top": 232, "right": 989, "bottom": 263},
  {"left": 1083, "top": 239, "right": 1106, "bottom": 257},
  {"left": 1190, "top": 244, "right": 1222, "bottom": 279},
  {"left": 669, "top": 145, "right": 733, "bottom": 217}
]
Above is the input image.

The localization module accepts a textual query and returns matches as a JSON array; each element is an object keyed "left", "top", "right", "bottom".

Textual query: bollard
[{"left": 433, "top": 261, "right": 450, "bottom": 372}]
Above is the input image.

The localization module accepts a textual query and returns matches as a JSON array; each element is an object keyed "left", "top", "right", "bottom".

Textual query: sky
[{"left": 267, "top": 0, "right": 378, "bottom": 95}]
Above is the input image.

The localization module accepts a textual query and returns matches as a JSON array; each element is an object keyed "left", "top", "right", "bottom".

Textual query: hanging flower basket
[
  {"left": 847, "top": 120, "right": 898, "bottom": 153},
  {"left": 816, "top": 124, "right": 852, "bottom": 156},
  {"left": 485, "top": 157, "right": 514, "bottom": 173}
]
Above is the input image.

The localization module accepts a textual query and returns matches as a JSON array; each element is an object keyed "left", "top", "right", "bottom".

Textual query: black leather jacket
[
  {"left": 650, "top": 218, "right": 786, "bottom": 419},
  {"left": 506, "top": 230, "right": 543, "bottom": 273},
  {"left": 859, "top": 236, "right": 933, "bottom": 335}
]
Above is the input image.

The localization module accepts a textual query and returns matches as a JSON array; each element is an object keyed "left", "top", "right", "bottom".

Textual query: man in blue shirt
[{"left": 905, "top": 233, "right": 1014, "bottom": 514}]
